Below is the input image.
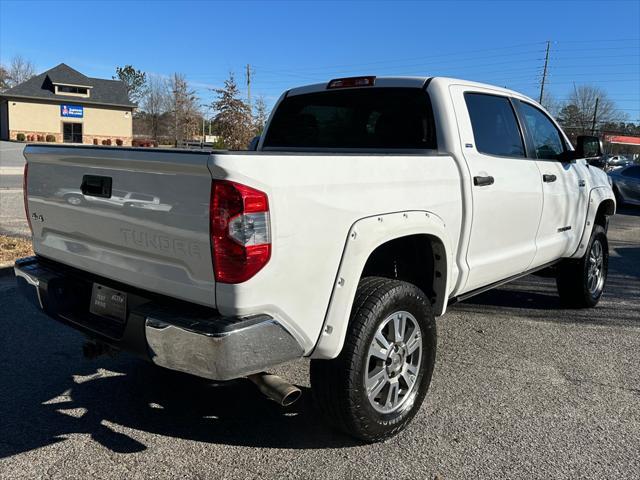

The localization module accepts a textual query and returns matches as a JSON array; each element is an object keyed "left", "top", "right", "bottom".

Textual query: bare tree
[
  {"left": 211, "top": 72, "right": 254, "bottom": 150},
  {"left": 8, "top": 55, "right": 36, "bottom": 87},
  {"left": 167, "top": 73, "right": 200, "bottom": 145},
  {"left": 558, "top": 84, "right": 625, "bottom": 136},
  {"left": 253, "top": 96, "right": 269, "bottom": 134},
  {"left": 142, "top": 75, "right": 169, "bottom": 140},
  {"left": 0, "top": 65, "right": 10, "bottom": 92}
]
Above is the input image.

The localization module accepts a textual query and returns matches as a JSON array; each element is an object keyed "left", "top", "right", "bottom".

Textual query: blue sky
[{"left": 1, "top": 0, "right": 639, "bottom": 120}]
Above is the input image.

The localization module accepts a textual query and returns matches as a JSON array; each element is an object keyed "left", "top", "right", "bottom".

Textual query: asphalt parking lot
[{"left": 0, "top": 207, "right": 638, "bottom": 479}]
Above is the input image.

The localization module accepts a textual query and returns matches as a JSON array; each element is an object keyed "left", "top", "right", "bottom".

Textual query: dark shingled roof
[
  {"left": 0, "top": 63, "right": 136, "bottom": 108},
  {"left": 46, "top": 63, "right": 92, "bottom": 86}
]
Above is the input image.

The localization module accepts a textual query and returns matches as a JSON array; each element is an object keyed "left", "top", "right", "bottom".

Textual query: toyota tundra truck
[{"left": 15, "top": 76, "right": 615, "bottom": 442}]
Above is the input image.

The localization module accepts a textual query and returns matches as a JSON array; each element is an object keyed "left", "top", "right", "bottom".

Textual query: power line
[{"left": 254, "top": 41, "right": 548, "bottom": 73}]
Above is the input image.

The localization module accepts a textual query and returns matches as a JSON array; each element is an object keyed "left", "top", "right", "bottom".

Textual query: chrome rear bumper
[{"left": 15, "top": 256, "right": 303, "bottom": 381}]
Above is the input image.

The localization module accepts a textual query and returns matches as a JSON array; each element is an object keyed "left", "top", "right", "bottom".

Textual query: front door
[
  {"left": 451, "top": 87, "right": 544, "bottom": 293},
  {"left": 515, "top": 101, "right": 589, "bottom": 266},
  {"left": 63, "top": 122, "right": 82, "bottom": 143}
]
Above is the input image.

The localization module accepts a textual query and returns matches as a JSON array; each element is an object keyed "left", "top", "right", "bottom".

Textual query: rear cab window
[
  {"left": 464, "top": 92, "right": 525, "bottom": 158},
  {"left": 262, "top": 87, "right": 437, "bottom": 150}
]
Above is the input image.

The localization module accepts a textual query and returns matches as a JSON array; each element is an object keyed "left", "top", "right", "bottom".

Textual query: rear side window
[
  {"left": 262, "top": 87, "right": 436, "bottom": 150},
  {"left": 519, "top": 102, "right": 565, "bottom": 160},
  {"left": 465, "top": 93, "right": 525, "bottom": 157}
]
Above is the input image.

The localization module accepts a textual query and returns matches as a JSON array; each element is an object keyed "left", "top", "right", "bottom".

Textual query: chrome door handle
[
  {"left": 473, "top": 175, "right": 494, "bottom": 187},
  {"left": 543, "top": 174, "right": 557, "bottom": 183}
]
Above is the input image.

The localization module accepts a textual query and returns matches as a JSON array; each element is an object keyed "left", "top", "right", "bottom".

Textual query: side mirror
[
  {"left": 248, "top": 135, "right": 260, "bottom": 151},
  {"left": 574, "top": 135, "right": 603, "bottom": 160}
]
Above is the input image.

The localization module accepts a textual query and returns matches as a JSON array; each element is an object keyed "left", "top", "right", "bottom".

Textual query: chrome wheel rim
[
  {"left": 67, "top": 196, "right": 81, "bottom": 205},
  {"left": 364, "top": 311, "right": 422, "bottom": 414},
  {"left": 587, "top": 239, "right": 605, "bottom": 296}
]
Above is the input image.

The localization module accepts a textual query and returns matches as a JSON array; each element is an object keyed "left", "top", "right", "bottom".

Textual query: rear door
[
  {"left": 451, "top": 86, "right": 543, "bottom": 292},
  {"left": 515, "top": 100, "right": 589, "bottom": 265}
]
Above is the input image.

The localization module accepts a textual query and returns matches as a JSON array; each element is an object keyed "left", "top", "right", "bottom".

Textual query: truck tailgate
[{"left": 23, "top": 145, "right": 216, "bottom": 307}]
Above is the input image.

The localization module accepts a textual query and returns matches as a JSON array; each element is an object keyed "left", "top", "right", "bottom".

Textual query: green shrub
[
  {"left": 16, "top": 133, "right": 26, "bottom": 142},
  {"left": 46, "top": 135, "right": 56, "bottom": 142},
  {"left": 93, "top": 138, "right": 98, "bottom": 145},
  {"left": 115, "top": 139, "right": 123, "bottom": 146}
]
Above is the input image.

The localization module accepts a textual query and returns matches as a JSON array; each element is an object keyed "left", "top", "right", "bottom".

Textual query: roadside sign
[{"left": 60, "top": 104, "right": 83, "bottom": 118}]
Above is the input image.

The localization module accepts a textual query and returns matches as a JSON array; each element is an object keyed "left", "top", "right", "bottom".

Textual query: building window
[
  {"left": 63, "top": 122, "right": 83, "bottom": 143},
  {"left": 56, "top": 85, "right": 89, "bottom": 95}
]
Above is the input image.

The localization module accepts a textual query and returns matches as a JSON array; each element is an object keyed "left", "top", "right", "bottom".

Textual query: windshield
[{"left": 263, "top": 87, "right": 437, "bottom": 150}]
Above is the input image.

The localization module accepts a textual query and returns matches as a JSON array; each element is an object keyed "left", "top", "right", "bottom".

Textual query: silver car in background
[{"left": 609, "top": 165, "right": 640, "bottom": 206}]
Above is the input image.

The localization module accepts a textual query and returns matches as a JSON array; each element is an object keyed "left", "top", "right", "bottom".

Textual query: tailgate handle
[{"left": 81, "top": 175, "right": 112, "bottom": 198}]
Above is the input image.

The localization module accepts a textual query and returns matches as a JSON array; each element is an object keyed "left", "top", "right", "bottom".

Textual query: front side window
[
  {"left": 263, "top": 87, "right": 436, "bottom": 150},
  {"left": 464, "top": 93, "right": 525, "bottom": 157},
  {"left": 519, "top": 102, "right": 565, "bottom": 160}
]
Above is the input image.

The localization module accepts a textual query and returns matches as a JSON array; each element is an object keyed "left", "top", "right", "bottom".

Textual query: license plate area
[{"left": 89, "top": 283, "right": 127, "bottom": 323}]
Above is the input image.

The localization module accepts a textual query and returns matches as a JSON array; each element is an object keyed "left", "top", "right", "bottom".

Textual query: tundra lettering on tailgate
[{"left": 120, "top": 227, "right": 202, "bottom": 258}]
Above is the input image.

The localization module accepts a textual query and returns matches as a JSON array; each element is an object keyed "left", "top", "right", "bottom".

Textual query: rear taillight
[
  {"left": 210, "top": 180, "right": 271, "bottom": 283},
  {"left": 23, "top": 163, "right": 33, "bottom": 235}
]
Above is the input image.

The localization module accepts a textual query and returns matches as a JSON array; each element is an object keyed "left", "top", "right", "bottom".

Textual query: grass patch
[{"left": 0, "top": 235, "right": 33, "bottom": 264}]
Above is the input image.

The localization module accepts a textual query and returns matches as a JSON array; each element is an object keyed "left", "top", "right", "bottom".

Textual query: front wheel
[
  {"left": 556, "top": 225, "right": 608, "bottom": 307},
  {"left": 310, "top": 277, "right": 437, "bottom": 443}
]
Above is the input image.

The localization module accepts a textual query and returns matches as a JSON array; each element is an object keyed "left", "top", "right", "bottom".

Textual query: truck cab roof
[{"left": 286, "top": 75, "right": 538, "bottom": 106}]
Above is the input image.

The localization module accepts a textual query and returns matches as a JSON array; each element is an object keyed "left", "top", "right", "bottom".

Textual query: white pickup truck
[{"left": 16, "top": 76, "right": 615, "bottom": 442}]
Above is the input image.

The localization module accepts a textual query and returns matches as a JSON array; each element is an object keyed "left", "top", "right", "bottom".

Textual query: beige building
[{"left": 1, "top": 63, "right": 135, "bottom": 145}]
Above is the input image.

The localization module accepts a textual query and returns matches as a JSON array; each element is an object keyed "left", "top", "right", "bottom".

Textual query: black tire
[
  {"left": 310, "top": 276, "right": 437, "bottom": 443},
  {"left": 556, "top": 225, "right": 608, "bottom": 308}
]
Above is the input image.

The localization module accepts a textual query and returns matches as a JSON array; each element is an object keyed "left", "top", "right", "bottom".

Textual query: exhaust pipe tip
[{"left": 248, "top": 372, "right": 302, "bottom": 407}]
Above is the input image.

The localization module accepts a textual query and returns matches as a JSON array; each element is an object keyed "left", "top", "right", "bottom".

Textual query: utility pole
[
  {"left": 246, "top": 64, "right": 252, "bottom": 110},
  {"left": 591, "top": 97, "right": 599, "bottom": 135},
  {"left": 539, "top": 40, "right": 550, "bottom": 105}
]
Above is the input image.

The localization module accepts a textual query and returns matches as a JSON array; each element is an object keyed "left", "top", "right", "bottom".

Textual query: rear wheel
[
  {"left": 310, "top": 277, "right": 436, "bottom": 442},
  {"left": 556, "top": 225, "right": 608, "bottom": 307}
]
